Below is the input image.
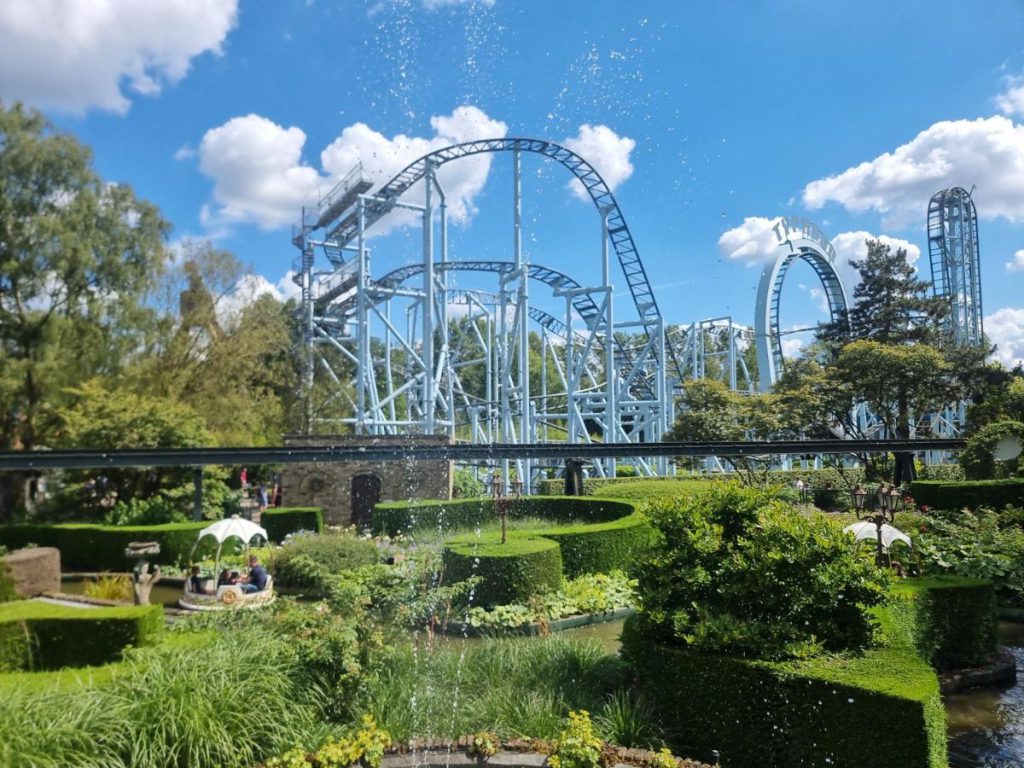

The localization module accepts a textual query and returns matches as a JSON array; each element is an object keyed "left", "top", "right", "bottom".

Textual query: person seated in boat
[
  {"left": 239, "top": 555, "right": 268, "bottom": 594},
  {"left": 217, "top": 568, "right": 237, "bottom": 587},
  {"left": 189, "top": 565, "right": 207, "bottom": 595}
]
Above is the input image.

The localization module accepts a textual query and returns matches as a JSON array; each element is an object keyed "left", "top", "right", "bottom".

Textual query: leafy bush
[
  {"left": 960, "top": 419, "right": 1024, "bottom": 479},
  {"left": 915, "top": 508, "right": 1024, "bottom": 606},
  {"left": 271, "top": 529, "right": 379, "bottom": 591},
  {"left": 452, "top": 467, "right": 485, "bottom": 498},
  {"left": 635, "top": 485, "right": 891, "bottom": 659},
  {"left": 548, "top": 710, "right": 603, "bottom": 768},
  {"left": 103, "top": 496, "right": 187, "bottom": 527},
  {"left": 466, "top": 571, "right": 636, "bottom": 631},
  {"left": 262, "top": 507, "right": 324, "bottom": 542}
]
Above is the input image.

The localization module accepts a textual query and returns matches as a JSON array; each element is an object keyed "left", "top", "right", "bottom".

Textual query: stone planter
[{"left": 3, "top": 547, "right": 60, "bottom": 597}]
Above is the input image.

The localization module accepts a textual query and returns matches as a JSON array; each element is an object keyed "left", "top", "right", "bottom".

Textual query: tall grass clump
[
  {"left": 356, "top": 636, "right": 624, "bottom": 741},
  {"left": 0, "top": 686, "right": 128, "bottom": 768},
  {"left": 594, "top": 688, "right": 662, "bottom": 748},
  {"left": 0, "top": 631, "right": 323, "bottom": 768},
  {"left": 84, "top": 573, "right": 133, "bottom": 602}
]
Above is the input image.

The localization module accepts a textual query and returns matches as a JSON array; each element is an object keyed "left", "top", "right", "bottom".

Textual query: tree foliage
[{"left": 0, "top": 103, "right": 170, "bottom": 514}]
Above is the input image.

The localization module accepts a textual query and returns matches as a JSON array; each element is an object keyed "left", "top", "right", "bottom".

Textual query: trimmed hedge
[
  {"left": 443, "top": 535, "right": 563, "bottom": 606},
  {"left": 622, "top": 616, "right": 946, "bottom": 768},
  {"left": 527, "top": 513, "right": 657, "bottom": 578},
  {"left": 0, "top": 601, "right": 163, "bottom": 672},
  {"left": 909, "top": 478, "right": 1024, "bottom": 511},
  {"left": 378, "top": 497, "right": 654, "bottom": 604},
  {"left": 0, "top": 521, "right": 207, "bottom": 571},
  {"left": 261, "top": 507, "right": 324, "bottom": 542},
  {"left": 883, "top": 577, "right": 997, "bottom": 671},
  {"left": 372, "top": 496, "right": 633, "bottom": 536}
]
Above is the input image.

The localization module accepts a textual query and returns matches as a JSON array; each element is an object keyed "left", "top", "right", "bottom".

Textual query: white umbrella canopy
[
  {"left": 198, "top": 515, "right": 269, "bottom": 545},
  {"left": 843, "top": 521, "right": 913, "bottom": 550}
]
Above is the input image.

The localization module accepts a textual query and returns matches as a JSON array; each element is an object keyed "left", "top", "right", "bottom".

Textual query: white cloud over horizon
[
  {"left": 802, "top": 116, "right": 1024, "bottom": 228},
  {"left": 0, "top": 0, "right": 237, "bottom": 114}
]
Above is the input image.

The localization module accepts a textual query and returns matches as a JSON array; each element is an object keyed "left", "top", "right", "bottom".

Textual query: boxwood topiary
[
  {"left": 261, "top": 507, "right": 324, "bottom": 543},
  {"left": 443, "top": 535, "right": 563, "bottom": 606},
  {"left": 0, "top": 601, "right": 163, "bottom": 671}
]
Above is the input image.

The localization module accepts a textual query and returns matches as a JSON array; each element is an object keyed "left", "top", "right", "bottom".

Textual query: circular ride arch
[{"left": 754, "top": 219, "right": 849, "bottom": 391}]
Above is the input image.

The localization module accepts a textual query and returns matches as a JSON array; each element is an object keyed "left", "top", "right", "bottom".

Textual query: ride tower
[{"left": 927, "top": 186, "right": 983, "bottom": 346}]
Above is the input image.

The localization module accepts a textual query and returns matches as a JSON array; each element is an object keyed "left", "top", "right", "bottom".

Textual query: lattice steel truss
[
  {"left": 927, "top": 186, "right": 984, "bottom": 346},
  {"left": 292, "top": 138, "right": 686, "bottom": 490}
]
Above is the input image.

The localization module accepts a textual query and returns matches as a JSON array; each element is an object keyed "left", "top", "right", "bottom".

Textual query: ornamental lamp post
[{"left": 850, "top": 484, "right": 868, "bottom": 512}]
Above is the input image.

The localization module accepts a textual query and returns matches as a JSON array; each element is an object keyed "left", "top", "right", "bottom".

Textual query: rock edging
[{"left": 939, "top": 646, "right": 1017, "bottom": 694}]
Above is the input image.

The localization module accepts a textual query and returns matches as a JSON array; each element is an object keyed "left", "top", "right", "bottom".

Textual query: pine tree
[{"left": 817, "top": 239, "right": 948, "bottom": 347}]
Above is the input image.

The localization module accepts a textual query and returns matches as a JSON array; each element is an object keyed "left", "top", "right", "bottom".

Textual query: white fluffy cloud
[
  {"left": 717, "top": 216, "right": 785, "bottom": 265},
  {"left": 996, "top": 76, "right": 1024, "bottom": 118},
  {"left": 197, "top": 106, "right": 507, "bottom": 231},
  {"left": 199, "top": 114, "right": 325, "bottom": 230},
  {"left": 563, "top": 124, "right": 636, "bottom": 201},
  {"left": 320, "top": 106, "right": 508, "bottom": 230},
  {"left": 985, "top": 307, "right": 1024, "bottom": 368},
  {"left": 803, "top": 116, "right": 1024, "bottom": 228},
  {"left": 0, "top": 0, "right": 237, "bottom": 114},
  {"left": 1006, "top": 249, "right": 1024, "bottom": 272}
]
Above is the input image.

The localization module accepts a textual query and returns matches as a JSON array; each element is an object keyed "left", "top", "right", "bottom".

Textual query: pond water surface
[{"left": 947, "top": 622, "right": 1024, "bottom": 767}]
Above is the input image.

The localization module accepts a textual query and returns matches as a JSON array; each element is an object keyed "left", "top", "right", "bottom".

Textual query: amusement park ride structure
[{"left": 291, "top": 139, "right": 984, "bottom": 487}]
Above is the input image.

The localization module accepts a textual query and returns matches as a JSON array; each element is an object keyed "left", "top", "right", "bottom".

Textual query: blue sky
[{"left": 3, "top": 0, "right": 1024, "bottom": 364}]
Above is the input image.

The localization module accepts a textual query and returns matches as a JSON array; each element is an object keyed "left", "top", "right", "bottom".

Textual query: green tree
[
  {"left": 813, "top": 239, "right": 989, "bottom": 483},
  {"left": 0, "top": 103, "right": 169, "bottom": 516},
  {"left": 58, "top": 379, "right": 212, "bottom": 506},
  {"left": 132, "top": 241, "right": 300, "bottom": 445},
  {"left": 817, "top": 239, "right": 947, "bottom": 348}
]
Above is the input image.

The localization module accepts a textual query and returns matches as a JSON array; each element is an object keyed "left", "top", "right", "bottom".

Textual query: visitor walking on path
[{"left": 256, "top": 483, "right": 268, "bottom": 514}]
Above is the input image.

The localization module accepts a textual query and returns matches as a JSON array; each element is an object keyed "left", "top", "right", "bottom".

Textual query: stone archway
[{"left": 350, "top": 473, "right": 382, "bottom": 530}]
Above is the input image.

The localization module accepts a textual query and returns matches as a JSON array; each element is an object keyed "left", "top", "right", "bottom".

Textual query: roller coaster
[{"left": 291, "top": 138, "right": 982, "bottom": 487}]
